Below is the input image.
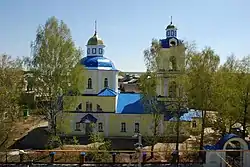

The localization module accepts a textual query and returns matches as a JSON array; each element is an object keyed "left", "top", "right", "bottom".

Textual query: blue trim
[
  {"left": 204, "top": 134, "right": 250, "bottom": 150},
  {"left": 160, "top": 37, "right": 183, "bottom": 49},
  {"left": 98, "top": 88, "right": 117, "bottom": 97},
  {"left": 79, "top": 114, "right": 97, "bottom": 123},
  {"left": 80, "top": 56, "right": 117, "bottom": 71}
]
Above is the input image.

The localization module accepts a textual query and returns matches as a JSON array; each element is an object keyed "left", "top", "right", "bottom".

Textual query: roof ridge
[{"left": 97, "top": 88, "right": 117, "bottom": 96}]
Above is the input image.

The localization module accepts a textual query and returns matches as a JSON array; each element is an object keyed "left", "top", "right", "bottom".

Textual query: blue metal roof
[
  {"left": 180, "top": 110, "right": 202, "bottom": 121},
  {"left": 98, "top": 88, "right": 117, "bottom": 96},
  {"left": 203, "top": 134, "right": 250, "bottom": 150},
  {"left": 160, "top": 37, "right": 182, "bottom": 49},
  {"left": 79, "top": 114, "right": 97, "bottom": 123},
  {"left": 116, "top": 93, "right": 144, "bottom": 114},
  {"left": 80, "top": 56, "right": 117, "bottom": 71},
  {"left": 166, "top": 109, "right": 197, "bottom": 121}
]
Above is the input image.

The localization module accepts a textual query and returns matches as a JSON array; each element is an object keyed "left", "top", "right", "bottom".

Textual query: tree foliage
[
  {"left": 211, "top": 55, "right": 240, "bottom": 135},
  {"left": 0, "top": 54, "right": 24, "bottom": 150},
  {"left": 231, "top": 55, "right": 250, "bottom": 138},
  {"left": 184, "top": 47, "right": 220, "bottom": 153},
  {"left": 139, "top": 71, "right": 160, "bottom": 158},
  {"left": 87, "top": 132, "right": 111, "bottom": 162},
  {"left": 144, "top": 39, "right": 161, "bottom": 71},
  {"left": 140, "top": 46, "right": 162, "bottom": 158},
  {"left": 25, "top": 16, "right": 85, "bottom": 134}
]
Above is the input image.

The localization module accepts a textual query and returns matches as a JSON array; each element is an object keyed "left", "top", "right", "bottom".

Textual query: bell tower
[{"left": 156, "top": 17, "right": 185, "bottom": 98}]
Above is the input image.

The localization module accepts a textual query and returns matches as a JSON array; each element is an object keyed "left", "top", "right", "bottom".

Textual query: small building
[{"left": 204, "top": 134, "right": 250, "bottom": 167}]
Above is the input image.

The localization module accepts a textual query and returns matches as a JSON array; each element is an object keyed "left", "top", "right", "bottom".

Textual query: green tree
[
  {"left": 184, "top": 48, "right": 220, "bottom": 153},
  {"left": 141, "top": 39, "right": 164, "bottom": 158},
  {"left": 141, "top": 39, "right": 187, "bottom": 159},
  {"left": 233, "top": 55, "right": 250, "bottom": 138},
  {"left": 87, "top": 126, "right": 112, "bottom": 162},
  {"left": 143, "top": 39, "right": 161, "bottom": 72},
  {"left": 211, "top": 55, "right": 240, "bottom": 135},
  {"left": 138, "top": 71, "right": 161, "bottom": 158},
  {"left": 25, "top": 16, "right": 85, "bottom": 135},
  {"left": 0, "top": 54, "right": 24, "bottom": 150}
]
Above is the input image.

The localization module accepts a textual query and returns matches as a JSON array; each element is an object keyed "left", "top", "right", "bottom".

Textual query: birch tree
[
  {"left": 25, "top": 16, "right": 85, "bottom": 135},
  {"left": 184, "top": 48, "right": 220, "bottom": 154},
  {"left": 138, "top": 71, "right": 161, "bottom": 158}
]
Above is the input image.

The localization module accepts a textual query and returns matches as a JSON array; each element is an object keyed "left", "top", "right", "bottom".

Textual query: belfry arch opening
[
  {"left": 170, "top": 40, "right": 176, "bottom": 47},
  {"left": 169, "top": 81, "right": 177, "bottom": 98},
  {"left": 169, "top": 56, "right": 177, "bottom": 71}
]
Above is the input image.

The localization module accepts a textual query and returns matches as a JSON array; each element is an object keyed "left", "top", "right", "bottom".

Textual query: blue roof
[
  {"left": 160, "top": 37, "right": 182, "bottom": 49},
  {"left": 204, "top": 134, "right": 250, "bottom": 150},
  {"left": 79, "top": 114, "right": 97, "bottom": 123},
  {"left": 80, "top": 56, "right": 117, "bottom": 70},
  {"left": 116, "top": 93, "right": 144, "bottom": 114},
  {"left": 180, "top": 110, "right": 202, "bottom": 121},
  {"left": 167, "top": 109, "right": 199, "bottom": 121},
  {"left": 98, "top": 88, "right": 117, "bottom": 96}
]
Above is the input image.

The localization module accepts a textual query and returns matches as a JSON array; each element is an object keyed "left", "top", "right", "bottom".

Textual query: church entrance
[{"left": 79, "top": 114, "right": 97, "bottom": 137}]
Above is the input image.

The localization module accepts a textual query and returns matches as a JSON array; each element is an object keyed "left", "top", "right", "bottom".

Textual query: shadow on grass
[
  {"left": 9, "top": 128, "right": 189, "bottom": 151},
  {"left": 9, "top": 127, "right": 49, "bottom": 150}
]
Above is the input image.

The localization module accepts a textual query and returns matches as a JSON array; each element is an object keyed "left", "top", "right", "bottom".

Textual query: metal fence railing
[{"left": 0, "top": 149, "right": 248, "bottom": 166}]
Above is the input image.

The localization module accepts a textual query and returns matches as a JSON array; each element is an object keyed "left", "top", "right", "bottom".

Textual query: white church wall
[
  {"left": 62, "top": 113, "right": 109, "bottom": 136},
  {"left": 98, "top": 70, "right": 118, "bottom": 92},
  {"left": 82, "top": 69, "right": 118, "bottom": 95},
  {"left": 83, "top": 70, "right": 99, "bottom": 94}
]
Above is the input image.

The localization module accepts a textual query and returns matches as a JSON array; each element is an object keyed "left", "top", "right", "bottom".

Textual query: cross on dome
[{"left": 87, "top": 20, "right": 104, "bottom": 46}]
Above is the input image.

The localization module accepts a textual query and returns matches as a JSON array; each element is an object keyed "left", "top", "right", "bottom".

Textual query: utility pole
[
  {"left": 133, "top": 133, "right": 142, "bottom": 167},
  {"left": 176, "top": 104, "right": 180, "bottom": 167}
]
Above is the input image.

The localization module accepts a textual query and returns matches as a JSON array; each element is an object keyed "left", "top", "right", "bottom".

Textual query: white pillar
[{"left": 164, "top": 78, "right": 168, "bottom": 96}]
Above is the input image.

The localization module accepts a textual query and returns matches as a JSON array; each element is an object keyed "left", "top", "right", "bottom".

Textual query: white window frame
[
  {"left": 134, "top": 123, "right": 140, "bottom": 133},
  {"left": 121, "top": 122, "right": 126, "bottom": 132},
  {"left": 98, "top": 122, "right": 103, "bottom": 132}
]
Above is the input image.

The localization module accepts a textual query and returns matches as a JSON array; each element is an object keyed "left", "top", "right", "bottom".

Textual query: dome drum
[{"left": 80, "top": 56, "right": 117, "bottom": 71}]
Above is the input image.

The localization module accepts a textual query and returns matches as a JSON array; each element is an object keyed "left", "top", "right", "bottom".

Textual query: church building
[{"left": 59, "top": 20, "right": 201, "bottom": 138}]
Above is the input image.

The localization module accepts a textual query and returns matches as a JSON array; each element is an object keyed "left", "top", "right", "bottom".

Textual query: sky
[{"left": 0, "top": 0, "right": 250, "bottom": 72}]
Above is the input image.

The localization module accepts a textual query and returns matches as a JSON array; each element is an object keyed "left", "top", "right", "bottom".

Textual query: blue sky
[{"left": 0, "top": 0, "right": 249, "bottom": 72}]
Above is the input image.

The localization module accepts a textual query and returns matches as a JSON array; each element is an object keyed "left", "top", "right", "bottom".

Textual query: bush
[
  {"left": 86, "top": 133, "right": 112, "bottom": 162},
  {"left": 46, "top": 135, "right": 62, "bottom": 149}
]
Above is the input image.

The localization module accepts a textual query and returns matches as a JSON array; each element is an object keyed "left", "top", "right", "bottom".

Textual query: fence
[
  {"left": 0, "top": 149, "right": 248, "bottom": 166},
  {"left": 0, "top": 149, "right": 201, "bottom": 166}
]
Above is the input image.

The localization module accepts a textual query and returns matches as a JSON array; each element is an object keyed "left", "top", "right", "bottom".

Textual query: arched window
[
  {"left": 99, "top": 48, "right": 103, "bottom": 54},
  {"left": 86, "top": 102, "right": 92, "bottom": 112},
  {"left": 104, "top": 78, "right": 108, "bottom": 88},
  {"left": 169, "top": 81, "right": 177, "bottom": 98},
  {"left": 87, "top": 78, "right": 92, "bottom": 89},
  {"left": 92, "top": 48, "right": 96, "bottom": 54},
  {"left": 169, "top": 56, "right": 177, "bottom": 71}
]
